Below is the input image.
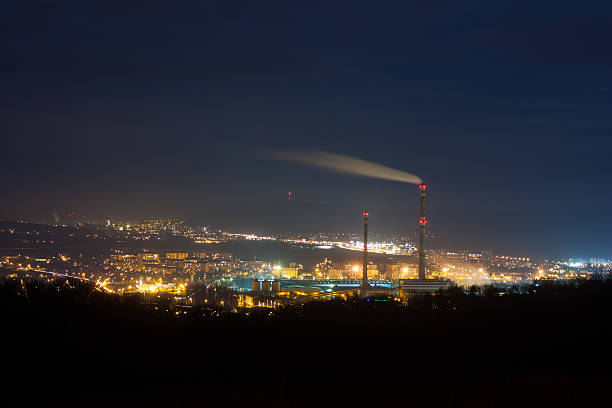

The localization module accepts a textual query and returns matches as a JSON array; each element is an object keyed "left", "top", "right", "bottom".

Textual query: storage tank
[
  {"left": 251, "top": 280, "right": 261, "bottom": 292},
  {"left": 261, "top": 280, "right": 271, "bottom": 292},
  {"left": 271, "top": 280, "right": 281, "bottom": 292}
]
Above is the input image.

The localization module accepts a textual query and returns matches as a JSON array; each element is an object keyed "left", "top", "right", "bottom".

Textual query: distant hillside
[
  {"left": 188, "top": 200, "right": 418, "bottom": 236},
  {"left": 188, "top": 201, "right": 612, "bottom": 258},
  {"left": 0, "top": 221, "right": 194, "bottom": 250}
]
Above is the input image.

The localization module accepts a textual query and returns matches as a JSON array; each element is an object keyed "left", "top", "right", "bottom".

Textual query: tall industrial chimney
[
  {"left": 362, "top": 211, "right": 370, "bottom": 291},
  {"left": 418, "top": 183, "right": 427, "bottom": 280}
]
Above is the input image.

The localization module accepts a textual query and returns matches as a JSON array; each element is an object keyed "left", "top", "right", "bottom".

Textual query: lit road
[{"left": 14, "top": 267, "right": 111, "bottom": 292}]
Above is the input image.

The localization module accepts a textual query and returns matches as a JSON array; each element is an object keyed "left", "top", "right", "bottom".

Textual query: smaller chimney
[{"left": 362, "top": 211, "right": 370, "bottom": 291}]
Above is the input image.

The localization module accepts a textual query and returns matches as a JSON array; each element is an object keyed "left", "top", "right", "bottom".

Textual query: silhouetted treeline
[{"left": 3, "top": 277, "right": 612, "bottom": 407}]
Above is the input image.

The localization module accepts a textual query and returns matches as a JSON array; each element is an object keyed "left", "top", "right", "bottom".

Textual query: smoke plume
[{"left": 262, "top": 149, "right": 422, "bottom": 184}]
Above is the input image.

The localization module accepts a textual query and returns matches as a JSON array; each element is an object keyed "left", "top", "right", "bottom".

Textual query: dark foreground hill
[{"left": 3, "top": 277, "right": 612, "bottom": 407}]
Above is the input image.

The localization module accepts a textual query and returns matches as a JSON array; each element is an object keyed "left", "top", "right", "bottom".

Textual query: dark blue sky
[{"left": 2, "top": 1, "right": 612, "bottom": 258}]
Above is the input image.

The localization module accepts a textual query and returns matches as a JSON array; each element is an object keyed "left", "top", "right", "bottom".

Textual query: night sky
[{"left": 2, "top": 1, "right": 612, "bottom": 258}]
